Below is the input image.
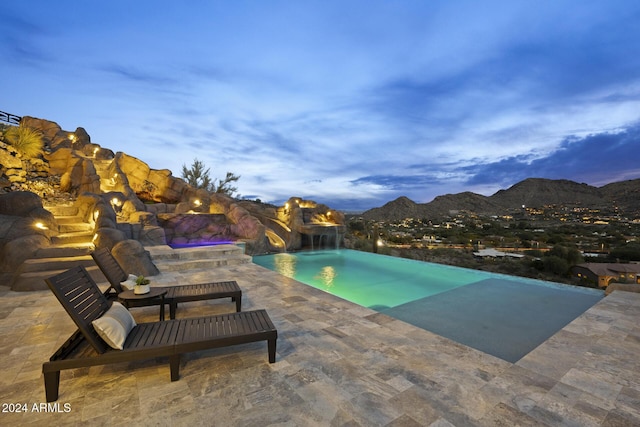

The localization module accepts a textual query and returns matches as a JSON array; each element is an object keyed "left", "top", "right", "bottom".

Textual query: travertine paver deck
[{"left": 1, "top": 260, "right": 639, "bottom": 426}]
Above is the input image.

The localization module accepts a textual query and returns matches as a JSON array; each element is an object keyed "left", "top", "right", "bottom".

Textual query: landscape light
[
  {"left": 111, "top": 198, "right": 121, "bottom": 212},
  {"left": 34, "top": 221, "right": 47, "bottom": 230},
  {"left": 193, "top": 199, "right": 201, "bottom": 207}
]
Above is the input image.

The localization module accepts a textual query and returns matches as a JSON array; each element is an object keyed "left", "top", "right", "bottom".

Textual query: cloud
[
  {"left": 351, "top": 174, "right": 443, "bottom": 191},
  {"left": 464, "top": 122, "right": 640, "bottom": 188},
  {"left": 0, "top": 10, "right": 54, "bottom": 67}
]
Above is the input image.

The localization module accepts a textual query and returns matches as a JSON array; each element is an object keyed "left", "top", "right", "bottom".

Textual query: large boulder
[
  {"left": 94, "top": 227, "right": 126, "bottom": 249},
  {"left": 2, "top": 235, "right": 49, "bottom": 284},
  {"left": 74, "top": 193, "right": 106, "bottom": 222},
  {"left": 227, "top": 203, "right": 265, "bottom": 240},
  {"left": 0, "top": 192, "right": 54, "bottom": 283},
  {"left": 113, "top": 152, "right": 194, "bottom": 204},
  {"left": 20, "top": 116, "right": 63, "bottom": 147},
  {"left": 0, "top": 192, "right": 56, "bottom": 236},
  {"left": 47, "top": 148, "right": 101, "bottom": 194},
  {"left": 112, "top": 239, "right": 159, "bottom": 277},
  {"left": 0, "top": 191, "right": 43, "bottom": 216},
  {"left": 138, "top": 226, "right": 166, "bottom": 246}
]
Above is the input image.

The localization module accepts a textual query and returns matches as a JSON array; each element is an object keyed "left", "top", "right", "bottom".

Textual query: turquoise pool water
[{"left": 254, "top": 249, "right": 603, "bottom": 362}]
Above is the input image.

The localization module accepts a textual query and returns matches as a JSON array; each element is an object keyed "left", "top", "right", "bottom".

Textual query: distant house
[{"left": 572, "top": 263, "right": 640, "bottom": 288}]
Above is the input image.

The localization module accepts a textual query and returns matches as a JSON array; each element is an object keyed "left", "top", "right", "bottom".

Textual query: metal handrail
[{"left": 0, "top": 110, "right": 22, "bottom": 125}]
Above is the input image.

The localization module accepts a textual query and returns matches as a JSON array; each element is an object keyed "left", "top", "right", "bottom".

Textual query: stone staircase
[
  {"left": 12, "top": 201, "right": 251, "bottom": 290},
  {"left": 93, "top": 159, "right": 117, "bottom": 193},
  {"left": 11, "top": 205, "right": 105, "bottom": 291},
  {"left": 148, "top": 244, "right": 251, "bottom": 272}
]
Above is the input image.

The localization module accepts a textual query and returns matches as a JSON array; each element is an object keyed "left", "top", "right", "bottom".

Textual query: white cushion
[
  {"left": 120, "top": 274, "right": 138, "bottom": 291},
  {"left": 91, "top": 302, "right": 137, "bottom": 350}
]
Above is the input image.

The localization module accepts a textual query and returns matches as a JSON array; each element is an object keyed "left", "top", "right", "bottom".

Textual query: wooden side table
[{"left": 118, "top": 288, "right": 168, "bottom": 321}]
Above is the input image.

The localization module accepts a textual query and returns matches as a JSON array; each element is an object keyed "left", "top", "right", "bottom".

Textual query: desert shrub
[{"left": 4, "top": 124, "right": 44, "bottom": 158}]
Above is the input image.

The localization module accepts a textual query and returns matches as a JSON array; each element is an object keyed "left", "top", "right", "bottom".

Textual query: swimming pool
[{"left": 254, "top": 250, "right": 603, "bottom": 362}]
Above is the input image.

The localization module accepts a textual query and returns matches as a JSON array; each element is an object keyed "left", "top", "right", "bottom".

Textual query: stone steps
[
  {"left": 94, "top": 159, "right": 117, "bottom": 193},
  {"left": 35, "top": 243, "right": 94, "bottom": 258},
  {"left": 18, "top": 255, "right": 96, "bottom": 273},
  {"left": 12, "top": 204, "right": 99, "bottom": 291},
  {"left": 44, "top": 205, "right": 78, "bottom": 217},
  {"left": 148, "top": 244, "right": 251, "bottom": 272},
  {"left": 52, "top": 231, "right": 94, "bottom": 245},
  {"left": 55, "top": 215, "right": 85, "bottom": 225},
  {"left": 12, "top": 265, "right": 106, "bottom": 292},
  {"left": 58, "top": 222, "right": 93, "bottom": 233}
]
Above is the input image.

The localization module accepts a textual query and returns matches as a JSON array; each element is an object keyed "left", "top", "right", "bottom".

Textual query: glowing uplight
[
  {"left": 34, "top": 221, "right": 47, "bottom": 230},
  {"left": 193, "top": 199, "right": 201, "bottom": 207},
  {"left": 69, "top": 134, "right": 76, "bottom": 143},
  {"left": 111, "top": 197, "right": 122, "bottom": 213}
]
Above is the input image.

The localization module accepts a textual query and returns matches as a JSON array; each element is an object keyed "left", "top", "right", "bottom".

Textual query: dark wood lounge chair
[
  {"left": 91, "top": 247, "right": 242, "bottom": 319},
  {"left": 42, "top": 265, "right": 277, "bottom": 402}
]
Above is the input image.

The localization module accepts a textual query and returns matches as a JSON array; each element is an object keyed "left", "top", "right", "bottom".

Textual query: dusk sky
[{"left": 2, "top": 1, "right": 639, "bottom": 211}]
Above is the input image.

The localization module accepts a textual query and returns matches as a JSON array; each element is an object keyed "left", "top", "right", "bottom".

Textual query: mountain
[
  {"left": 490, "top": 178, "right": 607, "bottom": 209},
  {"left": 362, "top": 178, "right": 640, "bottom": 221},
  {"left": 599, "top": 179, "right": 640, "bottom": 213}
]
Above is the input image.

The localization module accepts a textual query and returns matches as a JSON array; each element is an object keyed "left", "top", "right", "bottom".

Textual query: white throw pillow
[
  {"left": 92, "top": 302, "right": 137, "bottom": 350},
  {"left": 120, "top": 277, "right": 137, "bottom": 291}
]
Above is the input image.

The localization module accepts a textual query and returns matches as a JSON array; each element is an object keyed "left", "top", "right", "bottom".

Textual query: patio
[{"left": 1, "top": 260, "right": 640, "bottom": 426}]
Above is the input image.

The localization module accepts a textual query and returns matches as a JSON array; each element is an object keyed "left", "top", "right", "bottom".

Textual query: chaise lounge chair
[
  {"left": 91, "top": 247, "right": 242, "bottom": 319},
  {"left": 42, "top": 265, "right": 277, "bottom": 402}
]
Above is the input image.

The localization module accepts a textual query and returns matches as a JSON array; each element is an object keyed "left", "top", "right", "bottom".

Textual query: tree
[
  {"left": 214, "top": 171, "right": 240, "bottom": 196},
  {"left": 181, "top": 158, "right": 213, "bottom": 190},
  {"left": 181, "top": 158, "right": 240, "bottom": 197},
  {"left": 542, "top": 256, "right": 569, "bottom": 276}
]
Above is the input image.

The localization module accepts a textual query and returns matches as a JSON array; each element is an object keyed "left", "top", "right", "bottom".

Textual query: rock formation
[
  {"left": 1, "top": 115, "right": 347, "bottom": 289},
  {"left": 0, "top": 116, "right": 281, "bottom": 288},
  {"left": 0, "top": 192, "right": 55, "bottom": 286}
]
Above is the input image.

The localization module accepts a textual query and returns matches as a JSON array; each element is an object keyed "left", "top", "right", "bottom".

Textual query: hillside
[{"left": 362, "top": 177, "right": 640, "bottom": 221}]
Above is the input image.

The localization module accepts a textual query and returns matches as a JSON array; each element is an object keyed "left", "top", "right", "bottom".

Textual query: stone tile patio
[{"left": 1, "top": 259, "right": 640, "bottom": 426}]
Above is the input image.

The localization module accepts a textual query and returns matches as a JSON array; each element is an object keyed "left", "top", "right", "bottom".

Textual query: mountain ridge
[{"left": 362, "top": 177, "right": 640, "bottom": 221}]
